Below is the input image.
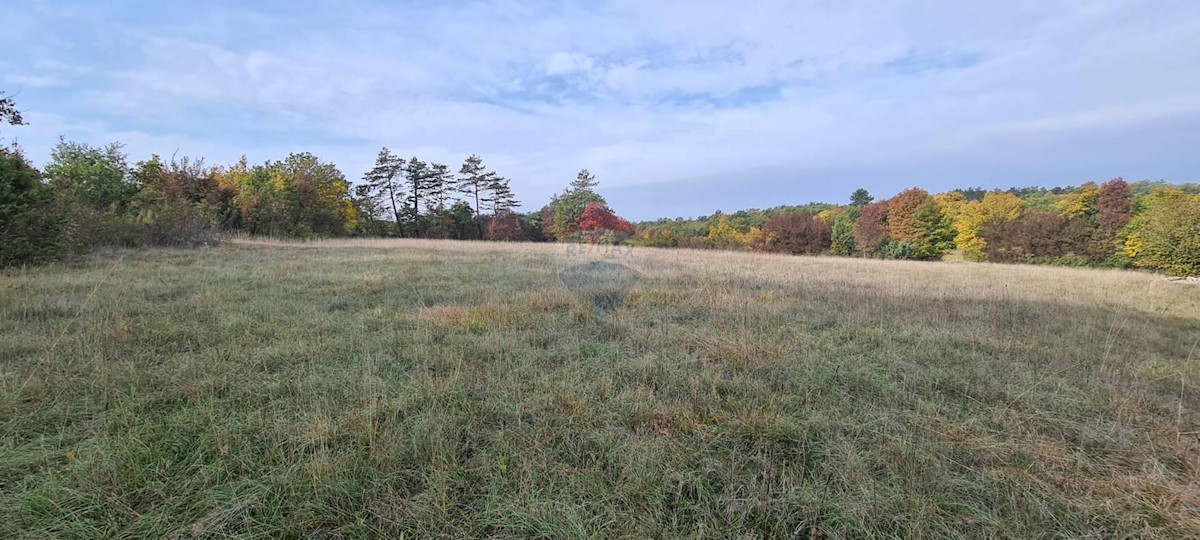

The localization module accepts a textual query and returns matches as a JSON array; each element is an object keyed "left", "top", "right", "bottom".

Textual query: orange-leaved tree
[{"left": 579, "top": 202, "right": 635, "bottom": 239}]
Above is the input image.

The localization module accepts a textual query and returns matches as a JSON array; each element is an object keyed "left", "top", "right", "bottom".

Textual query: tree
[
  {"left": 456, "top": 154, "right": 495, "bottom": 215},
  {"left": 952, "top": 192, "right": 1022, "bottom": 260},
  {"left": 850, "top": 188, "right": 873, "bottom": 206},
  {"left": 578, "top": 202, "right": 635, "bottom": 240},
  {"left": 1, "top": 145, "right": 63, "bottom": 266},
  {"left": 0, "top": 91, "right": 23, "bottom": 127},
  {"left": 981, "top": 211, "right": 1092, "bottom": 263},
  {"left": 853, "top": 201, "right": 888, "bottom": 256},
  {"left": 487, "top": 209, "right": 525, "bottom": 241},
  {"left": 570, "top": 169, "right": 598, "bottom": 192},
  {"left": 1123, "top": 195, "right": 1200, "bottom": 277},
  {"left": 830, "top": 205, "right": 859, "bottom": 255},
  {"left": 443, "top": 200, "right": 476, "bottom": 240},
  {"left": 909, "top": 199, "right": 956, "bottom": 259},
  {"left": 43, "top": 138, "right": 135, "bottom": 210},
  {"left": 761, "top": 212, "right": 831, "bottom": 255},
  {"left": 706, "top": 212, "right": 748, "bottom": 249},
  {"left": 885, "top": 187, "right": 929, "bottom": 243},
  {"left": 1097, "top": 177, "right": 1132, "bottom": 241},
  {"left": 545, "top": 169, "right": 606, "bottom": 239},
  {"left": 362, "top": 148, "right": 405, "bottom": 231},
  {"left": 276, "top": 152, "right": 357, "bottom": 236},
  {"left": 485, "top": 175, "right": 519, "bottom": 213},
  {"left": 1056, "top": 182, "right": 1099, "bottom": 219}
]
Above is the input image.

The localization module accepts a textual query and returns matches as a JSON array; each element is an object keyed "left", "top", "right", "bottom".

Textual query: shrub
[
  {"left": 1, "top": 147, "right": 65, "bottom": 266},
  {"left": 878, "top": 239, "right": 915, "bottom": 260}
]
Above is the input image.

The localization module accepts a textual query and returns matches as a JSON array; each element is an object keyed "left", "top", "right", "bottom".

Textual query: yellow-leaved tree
[
  {"left": 1055, "top": 182, "right": 1099, "bottom": 219},
  {"left": 952, "top": 192, "right": 1022, "bottom": 260},
  {"left": 706, "top": 213, "right": 748, "bottom": 249}
]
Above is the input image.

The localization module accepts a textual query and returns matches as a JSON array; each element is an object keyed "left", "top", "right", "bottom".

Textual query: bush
[
  {"left": 1, "top": 147, "right": 65, "bottom": 267},
  {"left": 878, "top": 239, "right": 915, "bottom": 260}
]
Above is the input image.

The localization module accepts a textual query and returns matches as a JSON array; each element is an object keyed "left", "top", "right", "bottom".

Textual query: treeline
[
  {"left": 1, "top": 92, "right": 642, "bottom": 266},
  {"left": 3, "top": 91, "right": 1199, "bottom": 276},
  {"left": 637, "top": 182, "right": 1200, "bottom": 276}
]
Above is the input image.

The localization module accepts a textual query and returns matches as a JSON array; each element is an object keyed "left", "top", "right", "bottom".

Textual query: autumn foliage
[
  {"left": 762, "top": 212, "right": 831, "bottom": 254},
  {"left": 486, "top": 210, "right": 525, "bottom": 241},
  {"left": 853, "top": 201, "right": 889, "bottom": 256},
  {"left": 579, "top": 202, "right": 635, "bottom": 237}
]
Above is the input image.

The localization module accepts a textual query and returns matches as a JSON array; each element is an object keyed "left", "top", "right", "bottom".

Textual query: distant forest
[{"left": 3, "top": 91, "right": 1199, "bottom": 276}]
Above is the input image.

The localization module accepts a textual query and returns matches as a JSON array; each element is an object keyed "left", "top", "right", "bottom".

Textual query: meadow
[{"left": 2, "top": 239, "right": 1199, "bottom": 539}]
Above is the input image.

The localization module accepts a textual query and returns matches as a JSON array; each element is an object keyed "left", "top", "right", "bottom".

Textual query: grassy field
[{"left": 3, "top": 239, "right": 1199, "bottom": 539}]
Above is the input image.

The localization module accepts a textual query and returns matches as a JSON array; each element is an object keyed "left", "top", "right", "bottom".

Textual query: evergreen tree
[
  {"left": 570, "top": 169, "right": 599, "bottom": 192},
  {"left": 850, "top": 188, "right": 873, "bottom": 206},
  {"left": 485, "top": 176, "right": 519, "bottom": 213},
  {"left": 457, "top": 154, "right": 497, "bottom": 215},
  {"left": 426, "top": 162, "right": 453, "bottom": 213},
  {"left": 403, "top": 157, "right": 430, "bottom": 234},
  {"left": 361, "top": 147, "right": 405, "bottom": 231}
]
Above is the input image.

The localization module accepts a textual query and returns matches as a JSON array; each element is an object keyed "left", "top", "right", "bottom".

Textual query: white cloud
[
  {"left": 4, "top": 0, "right": 1200, "bottom": 218},
  {"left": 545, "top": 52, "right": 595, "bottom": 76}
]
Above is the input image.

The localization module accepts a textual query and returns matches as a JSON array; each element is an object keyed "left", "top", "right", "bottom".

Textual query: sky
[{"left": 2, "top": 0, "right": 1199, "bottom": 220}]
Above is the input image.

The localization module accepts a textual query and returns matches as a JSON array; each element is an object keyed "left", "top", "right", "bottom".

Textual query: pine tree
[
  {"left": 425, "top": 162, "right": 453, "bottom": 213},
  {"left": 570, "top": 169, "right": 599, "bottom": 193},
  {"left": 403, "top": 157, "right": 430, "bottom": 236},
  {"left": 850, "top": 188, "right": 873, "bottom": 207},
  {"left": 457, "top": 154, "right": 497, "bottom": 215},
  {"left": 403, "top": 157, "right": 428, "bottom": 217},
  {"left": 361, "top": 147, "right": 405, "bottom": 231},
  {"left": 485, "top": 176, "right": 519, "bottom": 213}
]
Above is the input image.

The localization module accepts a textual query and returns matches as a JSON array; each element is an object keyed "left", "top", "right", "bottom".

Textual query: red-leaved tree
[
  {"left": 854, "top": 201, "right": 889, "bottom": 256},
  {"left": 761, "top": 212, "right": 831, "bottom": 254},
  {"left": 578, "top": 202, "right": 635, "bottom": 238},
  {"left": 487, "top": 210, "right": 525, "bottom": 241},
  {"left": 1097, "top": 177, "right": 1132, "bottom": 240}
]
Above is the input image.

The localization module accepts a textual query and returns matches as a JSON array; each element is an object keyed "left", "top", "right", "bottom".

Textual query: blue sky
[{"left": 3, "top": 0, "right": 1199, "bottom": 219}]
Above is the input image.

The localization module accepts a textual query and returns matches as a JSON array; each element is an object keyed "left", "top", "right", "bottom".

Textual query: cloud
[
  {"left": 545, "top": 52, "right": 595, "bottom": 76},
  {"left": 3, "top": 0, "right": 1199, "bottom": 219}
]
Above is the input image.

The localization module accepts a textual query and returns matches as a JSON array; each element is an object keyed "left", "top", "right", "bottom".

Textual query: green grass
[{"left": 2, "top": 239, "right": 1199, "bottom": 538}]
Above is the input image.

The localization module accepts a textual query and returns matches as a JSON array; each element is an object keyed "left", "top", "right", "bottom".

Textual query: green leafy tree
[
  {"left": 830, "top": 206, "right": 859, "bottom": 255},
  {"left": 44, "top": 138, "right": 135, "bottom": 210},
  {"left": 1124, "top": 194, "right": 1200, "bottom": 277},
  {"left": 545, "top": 169, "right": 606, "bottom": 238},
  {"left": 909, "top": 199, "right": 956, "bottom": 259}
]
